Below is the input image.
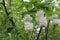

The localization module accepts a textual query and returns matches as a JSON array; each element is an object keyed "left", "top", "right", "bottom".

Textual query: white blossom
[
  {"left": 22, "top": 14, "right": 33, "bottom": 32},
  {"left": 22, "top": 14, "right": 32, "bottom": 22},
  {"left": 36, "top": 27, "right": 45, "bottom": 33},
  {"left": 36, "top": 10, "right": 44, "bottom": 17},
  {"left": 8, "top": 33, "right": 11, "bottom": 38},
  {"left": 50, "top": 20, "right": 53, "bottom": 24},
  {"left": 52, "top": 0, "right": 59, "bottom": 7},
  {"left": 52, "top": 19, "right": 60, "bottom": 25},
  {"left": 24, "top": 21, "right": 33, "bottom": 32},
  {"left": 38, "top": 17, "right": 47, "bottom": 27},
  {"left": 23, "top": 0, "right": 30, "bottom": 2},
  {"left": 41, "top": 0, "right": 45, "bottom": 3},
  {"left": 50, "top": 14, "right": 58, "bottom": 20},
  {"left": 5, "top": 1, "right": 7, "bottom": 6},
  {"left": 50, "top": 14, "right": 60, "bottom": 25},
  {"left": 36, "top": 28, "right": 40, "bottom": 33},
  {"left": 36, "top": 11, "right": 47, "bottom": 27}
]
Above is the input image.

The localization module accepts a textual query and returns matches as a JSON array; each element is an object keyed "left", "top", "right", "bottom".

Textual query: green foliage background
[{"left": 0, "top": 0, "right": 60, "bottom": 40}]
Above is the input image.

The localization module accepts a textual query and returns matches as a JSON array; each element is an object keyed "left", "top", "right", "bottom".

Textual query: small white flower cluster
[
  {"left": 50, "top": 14, "right": 60, "bottom": 25},
  {"left": 8, "top": 33, "right": 11, "bottom": 38},
  {"left": 36, "top": 27, "right": 45, "bottom": 33},
  {"left": 36, "top": 10, "right": 47, "bottom": 27},
  {"left": 24, "top": 22, "right": 33, "bottom": 32},
  {"left": 50, "top": 14, "right": 58, "bottom": 20},
  {"left": 23, "top": 0, "right": 30, "bottom": 2},
  {"left": 22, "top": 14, "right": 32, "bottom": 22},
  {"left": 36, "top": 28, "right": 40, "bottom": 33},
  {"left": 22, "top": 14, "right": 33, "bottom": 32}
]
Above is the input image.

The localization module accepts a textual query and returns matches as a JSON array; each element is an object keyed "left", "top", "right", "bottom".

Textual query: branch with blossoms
[
  {"left": 22, "top": 14, "right": 34, "bottom": 40},
  {"left": 50, "top": 14, "right": 60, "bottom": 40},
  {"left": 35, "top": 10, "right": 48, "bottom": 40}
]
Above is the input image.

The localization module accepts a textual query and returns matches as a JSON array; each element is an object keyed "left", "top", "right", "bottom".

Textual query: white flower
[
  {"left": 38, "top": 17, "right": 47, "bottom": 27},
  {"left": 50, "top": 14, "right": 58, "bottom": 20},
  {"left": 24, "top": 21, "right": 33, "bottom": 32},
  {"left": 41, "top": 0, "right": 45, "bottom": 3},
  {"left": 52, "top": 19, "right": 60, "bottom": 25},
  {"left": 36, "top": 11, "right": 47, "bottom": 27},
  {"left": 36, "top": 10, "right": 44, "bottom": 17},
  {"left": 36, "top": 28, "right": 40, "bottom": 33},
  {"left": 22, "top": 14, "right": 32, "bottom": 22},
  {"left": 50, "top": 14, "right": 60, "bottom": 25},
  {"left": 5, "top": 1, "right": 7, "bottom": 6},
  {"left": 36, "top": 17, "right": 47, "bottom": 27},
  {"left": 22, "top": 14, "right": 33, "bottom": 32},
  {"left": 52, "top": 0, "right": 59, "bottom": 7},
  {"left": 36, "top": 27, "right": 45, "bottom": 33},
  {"left": 50, "top": 20, "right": 53, "bottom": 24},
  {"left": 23, "top": 0, "right": 30, "bottom": 2},
  {"left": 8, "top": 33, "right": 11, "bottom": 38}
]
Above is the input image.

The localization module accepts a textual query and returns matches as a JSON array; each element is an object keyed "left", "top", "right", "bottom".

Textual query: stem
[
  {"left": 36, "top": 27, "right": 42, "bottom": 40},
  {"left": 52, "top": 24, "right": 56, "bottom": 40},
  {"left": 1, "top": 19, "right": 8, "bottom": 32},
  {"left": 2, "top": 0, "right": 17, "bottom": 31},
  {"left": 45, "top": 20, "right": 50, "bottom": 40}
]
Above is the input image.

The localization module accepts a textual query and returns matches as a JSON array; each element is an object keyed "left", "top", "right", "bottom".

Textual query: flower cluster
[
  {"left": 50, "top": 14, "right": 60, "bottom": 25},
  {"left": 50, "top": 14, "right": 58, "bottom": 20},
  {"left": 24, "top": 22, "right": 33, "bottom": 32},
  {"left": 22, "top": 14, "right": 32, "bottom": 22},
  {"left": 22, "top": 14, "right": 33, "bottom": 32},
  {"left": 36, "top": 10, "right": 47, "bottom": 27}
]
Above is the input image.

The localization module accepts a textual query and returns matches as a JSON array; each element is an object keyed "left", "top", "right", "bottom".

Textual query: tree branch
[
  {"left": 52, "top": 24, "right": 57, "bottom": 40},
  {"left": 36, "top": 27, "right": 42, "bottom": 40},
  {"left": 45, "top": 20, "right": 50, "bottom": 40},
  {"left": 2, "top": 0, "right": 17, "bottom": 31}
]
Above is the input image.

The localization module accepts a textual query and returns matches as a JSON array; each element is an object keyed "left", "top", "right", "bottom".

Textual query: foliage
[{"left": 0, "top": 0, "right": 60, "bottom": 40}]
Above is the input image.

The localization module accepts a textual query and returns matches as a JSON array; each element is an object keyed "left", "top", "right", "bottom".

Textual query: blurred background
[{"left": 0, "top": 0, "right": 60, "bottom": 40}]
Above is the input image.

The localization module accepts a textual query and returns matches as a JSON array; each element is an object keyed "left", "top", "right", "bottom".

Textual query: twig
[
  {"left": 2, "top": 0, "right": 17, "bottom": 31},
  {"left": 36, "top": 27, "right": 42, "bottom": 40},
  {"left": 52, "top": 24, "right": 56, "bottom": 40},
  {"left": 45, "top": 20, "right": 50, "bottom": 40}
]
